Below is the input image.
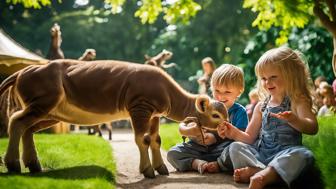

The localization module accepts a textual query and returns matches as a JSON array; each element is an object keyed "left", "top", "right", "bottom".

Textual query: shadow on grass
[{"left": 0, "top": 165, "right": 115, "bottom": 182}]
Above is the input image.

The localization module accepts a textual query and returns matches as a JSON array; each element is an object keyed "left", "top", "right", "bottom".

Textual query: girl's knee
[{"left": 229, "top": 142, "right": 246, "bottom": 156}]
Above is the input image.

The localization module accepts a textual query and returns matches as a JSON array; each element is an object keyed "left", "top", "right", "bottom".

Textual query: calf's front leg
[{"left": 130, "top": 110, "right": 155, "bottom": 178}]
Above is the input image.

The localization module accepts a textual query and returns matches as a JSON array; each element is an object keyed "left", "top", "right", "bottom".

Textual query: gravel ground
[{"left": 109, "top": 129, "right": 250, "bottom": 189}]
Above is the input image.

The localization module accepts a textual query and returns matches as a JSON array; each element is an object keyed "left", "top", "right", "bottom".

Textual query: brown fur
[{"left": 0, "top": 59, "right": 228, "bottom": 178}]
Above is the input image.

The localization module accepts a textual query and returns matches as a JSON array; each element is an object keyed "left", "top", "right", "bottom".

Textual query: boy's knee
[{"left": 167, "top": 149, "right": 179, "bottom": 163}]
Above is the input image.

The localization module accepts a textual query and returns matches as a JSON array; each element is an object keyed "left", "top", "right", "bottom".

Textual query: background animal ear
[
  {"left": 195, "top": 95, "right": 210, "bottom": 113},
  {"left": 144, "top": 54, "right": 151, "bottom": 60}
]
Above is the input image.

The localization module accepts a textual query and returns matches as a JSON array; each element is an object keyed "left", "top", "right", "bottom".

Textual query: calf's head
[{"left": 195, "top": 96, "right": 228, "bottom": 130}]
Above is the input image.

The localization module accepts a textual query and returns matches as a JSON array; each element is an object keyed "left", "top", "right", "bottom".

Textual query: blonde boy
[{"left": 167, "top": 64, "right": 248, "bottom": 174}]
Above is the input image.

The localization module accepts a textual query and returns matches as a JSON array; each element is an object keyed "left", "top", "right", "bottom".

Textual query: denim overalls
[{"left": 229, "top": 96, "right": 314, "bottom": 186}]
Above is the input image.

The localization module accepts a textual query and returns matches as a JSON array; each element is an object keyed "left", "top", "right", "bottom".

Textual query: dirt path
[{"left": 109, "top": 129, "right": 249, "bottom": 189}]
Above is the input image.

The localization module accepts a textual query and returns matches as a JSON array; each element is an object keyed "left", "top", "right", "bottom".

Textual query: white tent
[{"left": 0, "top": 29, "right": 48, "bottom": 75}]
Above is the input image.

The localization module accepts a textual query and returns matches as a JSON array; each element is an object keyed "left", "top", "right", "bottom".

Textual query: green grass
[
  {"left": 159, "top": 123, "right": 180, "bottom": 151},
  {"left": 303, "top": 116, "right": 336, "bottom": 189},
  {"left": 0, "top": 134, "right": 116, "bottom": 189}
]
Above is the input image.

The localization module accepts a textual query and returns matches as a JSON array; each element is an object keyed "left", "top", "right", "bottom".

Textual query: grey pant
[
  {"left": 229, "top": 141, "right": 314, "bottom": 186},
  {"left": 167, "top": 140, "right": 233, "bottom": 171}
]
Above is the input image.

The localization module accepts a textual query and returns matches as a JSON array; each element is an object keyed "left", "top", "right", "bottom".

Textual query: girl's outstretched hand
[
  {"left": 217, "top": 121, "right": 235, "bottom": 139},
  {"left": 270, "top": 111, "right": 296, "bottom": 123}
]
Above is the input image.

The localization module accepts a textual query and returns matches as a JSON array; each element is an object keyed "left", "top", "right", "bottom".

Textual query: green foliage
[
  {"left": 243, "top": 0, "right": 314, "bottom": 45},
  {"left": 289, "top": 25, "right": 333, "bottom": 82},
  {"left": 105, "top": 0, "right": 202, "bottom": 24},
  {"left": 163, "top": 0, "right": 201, "bottom": 24},
  {"left": 303, "top": 116, "right": 336, "bottom": 189},
  {"left": 134, "top": 0, "right": 163, "bottom": 24},
  {"left": 159, "top": 122, "right": 180, "bottom": 150},
  {"left": 6, "top": 0, "right": 53, "bottom": 8},
  {"left": 105, "top": 0, "right": 125, "bottom": 14},
  {"left": 148, "top": 0, "right": 257, "bottom": 92},
  {"left": 0, "top": 134, "right": 116, "bottom": 189}
]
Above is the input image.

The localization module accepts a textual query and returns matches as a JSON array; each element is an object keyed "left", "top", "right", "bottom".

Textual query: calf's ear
[{"left": 195, "top": 95, "right": 210, "bottom": 113}]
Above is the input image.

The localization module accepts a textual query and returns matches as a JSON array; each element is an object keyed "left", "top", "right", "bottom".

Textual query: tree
[
  {"left": 9, "top": 0, "right": 336, "bottom": 77},
  {"left": 5, "top": 0, "right": 202, "bottom": 24},
  {"left": 243, "top": 0, "right": 336, "bottom": 76}
]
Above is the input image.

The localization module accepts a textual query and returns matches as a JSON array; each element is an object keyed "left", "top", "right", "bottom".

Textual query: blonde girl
[{"left": 217, "top": 46, "right": 318, "bottom": 189}]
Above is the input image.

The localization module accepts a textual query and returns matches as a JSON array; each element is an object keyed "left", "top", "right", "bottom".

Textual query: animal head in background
[
  {"left": 79, "top": 49, "right": 96, "bottom": 61},
  {"left": 144, "top": 49, "right": 174, "bottom": 69}
]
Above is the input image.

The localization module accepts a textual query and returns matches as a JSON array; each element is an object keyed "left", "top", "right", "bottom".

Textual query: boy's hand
[
  {"left": 179, "top": 121, "right": 203, "bottom": 137},
  {"left": 270, "top": 111, "right": 296, "bottom": 123},
  {"left": 217, "top": 121, "right": 235, "bottom": 139}
]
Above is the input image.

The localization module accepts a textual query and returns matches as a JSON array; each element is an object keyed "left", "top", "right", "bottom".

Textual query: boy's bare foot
[
  {"left": 249, "top": 174, "right": 265, "bottom": 189},
  {"left": 192, "top": 159, "right": 208, "bottom": 174},
  {"left": 207, "top": 161, "right": 220, "bottom": 173},
  {"left": 233, "top": 167, "right": 261, "bottom": 183}
]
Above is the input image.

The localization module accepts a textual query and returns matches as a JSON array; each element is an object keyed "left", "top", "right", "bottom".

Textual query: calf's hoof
[
  {"left": 6, "top": 160, "right": 21, "bottom": 173},
  {"left": 26, "top": 162, "right": 42, "bottom": 173},
  {"left": 142, "top": 166, "right": 155, "bottom": 178},
  {"left": 155, "top": 164, "right": 169, "bottom": 175}
]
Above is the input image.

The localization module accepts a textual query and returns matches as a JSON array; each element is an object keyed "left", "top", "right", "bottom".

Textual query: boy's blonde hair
[
  {"left": 211, "top": 64, "right": 244, "bottom": 94},
  {"left": 255, "top": 46, "right": 314, "bottom": 111}
]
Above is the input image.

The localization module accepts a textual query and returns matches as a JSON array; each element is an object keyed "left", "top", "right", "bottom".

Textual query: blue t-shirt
[{"left": 228, "top": 102, "right": 248, "bottom": 131}]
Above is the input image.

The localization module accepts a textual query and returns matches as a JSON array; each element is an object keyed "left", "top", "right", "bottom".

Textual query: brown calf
[{"left": 0, "top": 59, "right": 228, "bottom": 178}]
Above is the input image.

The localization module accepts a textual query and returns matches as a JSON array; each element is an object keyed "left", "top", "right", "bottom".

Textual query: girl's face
[
  {"left": 259, "top": 66, "right": 286, "bottom": 99},
  {"left": 202, "top": 62, "right": 213, "bottom": 75}
]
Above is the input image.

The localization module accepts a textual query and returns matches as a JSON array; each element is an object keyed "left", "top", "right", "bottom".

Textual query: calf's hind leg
[
  {"left": 148, "top": 117, "right": 168, "bottom": 175},
  {"left": 22, "top": 120, "right": 59, "bottom": 173},
  {"left": 4, "top": 109, "right": 44, "bottom": 173}
]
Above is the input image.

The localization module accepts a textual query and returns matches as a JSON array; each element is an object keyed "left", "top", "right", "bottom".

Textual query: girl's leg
[
  {"left": 268, "top": 146, "right": 314, "bottom": 186},
  {"left": 249, "top": 166, "right": 280, "bottom": 189},
  {"left": 229, "top": 142, "right": 266, "bottom": 183}
]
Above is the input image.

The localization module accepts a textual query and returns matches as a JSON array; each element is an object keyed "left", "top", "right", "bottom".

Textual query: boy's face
[{"left": 212, "top": 84, "right": 241, "bottom": 109}]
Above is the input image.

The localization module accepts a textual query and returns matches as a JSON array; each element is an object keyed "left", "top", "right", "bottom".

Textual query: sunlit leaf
[
  {"left": 244, "top": 0, "right": 314, "bottom": 44},
  {"left": 6, "top": 0, "right": 53, "bottom": 8}
]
